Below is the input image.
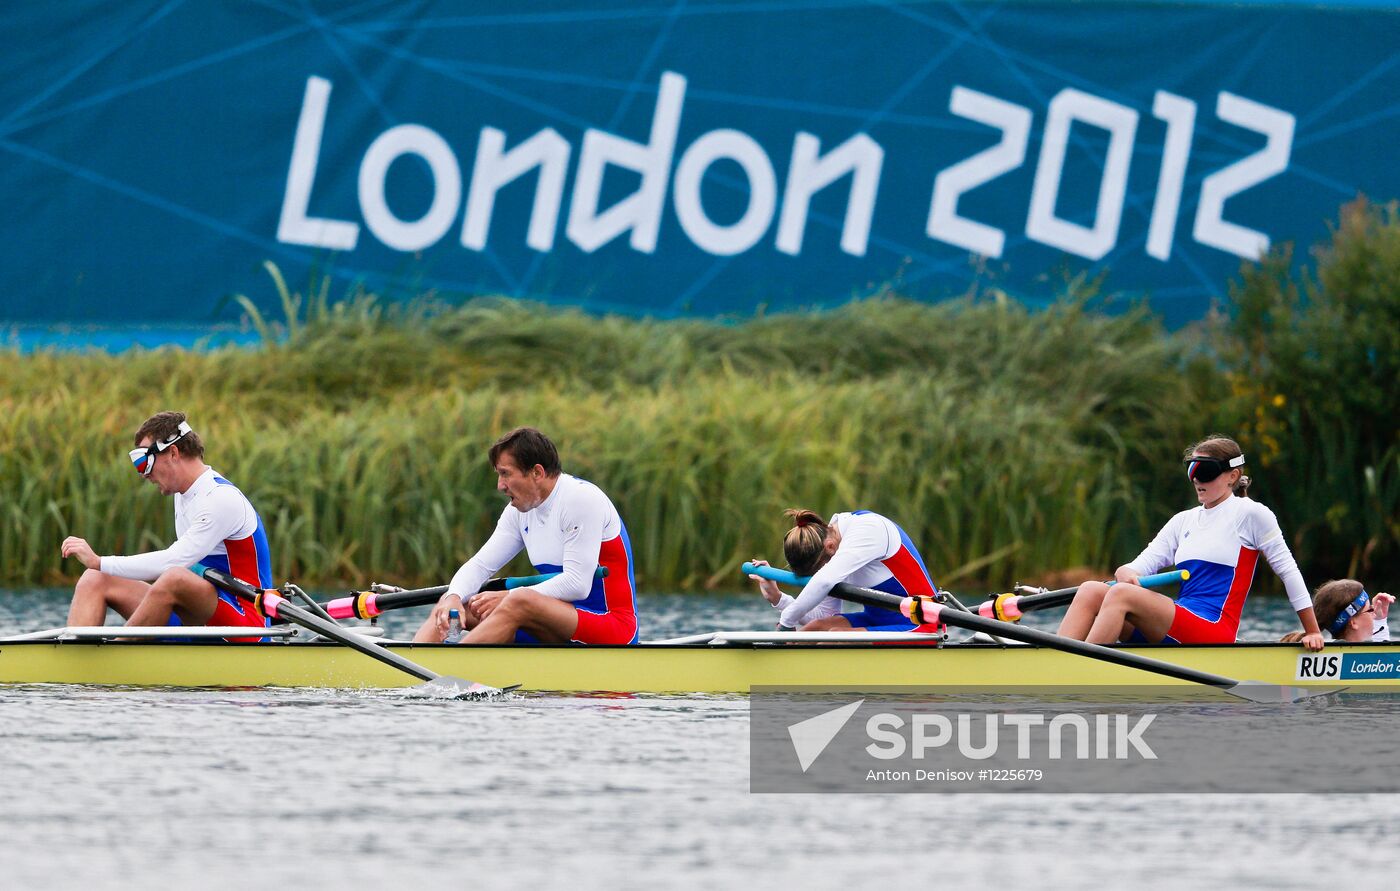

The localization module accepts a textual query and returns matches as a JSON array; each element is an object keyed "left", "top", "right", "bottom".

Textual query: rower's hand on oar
[
  {"left": 468, "top": 590, "right": 505, "bottom": 620},
  {"left": 1113, "top": 565, "right": 1142, "bottom": 586},
  {"left": 60, "top": 536, "right": 101, "bottom": 571},
  {"left": 748, "top": 559, "right": 783, "bottom": 605}
]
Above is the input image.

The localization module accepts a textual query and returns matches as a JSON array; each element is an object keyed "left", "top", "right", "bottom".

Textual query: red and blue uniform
[
  {"left": 100, "top": 468, "right": 272, "bottom": 631},
  {"left": 448, "top": 474, "right": 638, "bottom": 644},
  {"left": 1124, "top": 495, "right": 1309, "bottom": 644},
  {"left": 777, "top": 510, "right": 937, "bottom": 631}
]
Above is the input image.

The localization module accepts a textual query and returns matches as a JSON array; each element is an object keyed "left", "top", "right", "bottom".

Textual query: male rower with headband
[
  {"left": 415, "top": 427, "right": 638, "bottom": 645},
  {"left": 61, "top": 411, "right": 273, "bottom": 633}
]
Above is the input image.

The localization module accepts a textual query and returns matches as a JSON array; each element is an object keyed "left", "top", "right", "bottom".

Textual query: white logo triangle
[{"left": 787, "top": 699, "right": 864, "bottom": 772}]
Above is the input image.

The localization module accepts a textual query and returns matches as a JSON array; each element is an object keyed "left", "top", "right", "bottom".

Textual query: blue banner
[{"left": 2, "top": 0, "right": 1397, "bottom": 335}]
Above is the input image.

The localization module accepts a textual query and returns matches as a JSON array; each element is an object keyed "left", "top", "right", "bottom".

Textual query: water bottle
[{"left": 444, "top": 608, "right": 464, "bottom": 644}]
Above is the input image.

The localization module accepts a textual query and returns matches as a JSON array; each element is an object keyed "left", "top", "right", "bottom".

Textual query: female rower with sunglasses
[{"left": 1058, "top": 435, "right": 1326, "bottom": 651}]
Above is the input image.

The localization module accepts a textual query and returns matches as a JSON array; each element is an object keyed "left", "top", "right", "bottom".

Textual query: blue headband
[{"left": 1328, "top": 589, "right": 1370, "bottom": 636}]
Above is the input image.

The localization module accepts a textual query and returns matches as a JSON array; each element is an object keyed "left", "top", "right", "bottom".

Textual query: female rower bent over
[
  {"left": 751, "top": 509, "right": 939, "bottom": 632},
  {"left": 1058, "top": 435, "right": 1324, "bottom": 651}
]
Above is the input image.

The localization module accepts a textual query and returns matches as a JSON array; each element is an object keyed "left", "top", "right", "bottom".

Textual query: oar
[
  {"left": 323, "top": 567, "right": 609, "bottom": 620},
  {"left": 194, "top": 564, "right": 512, "bottom": 699},
  {"left": 975, "top": 570, "right": 1189, "bottom": 622},
  {"left": 830, "top": 582, "right": 1334, "bottom": 703}
]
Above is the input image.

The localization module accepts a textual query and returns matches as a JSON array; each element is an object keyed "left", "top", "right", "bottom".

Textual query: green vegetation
[{"left": 2, "top": 200, "right": 1395, "bottom": 593}]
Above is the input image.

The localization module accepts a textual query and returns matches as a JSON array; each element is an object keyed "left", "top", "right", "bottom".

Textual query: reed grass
[{"left": 2, "top": 200, "right": 1394, "bottom": 592}]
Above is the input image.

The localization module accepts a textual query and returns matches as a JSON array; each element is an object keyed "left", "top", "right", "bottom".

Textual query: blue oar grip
[
  {"left": 1125, "top": 569, "right": 1188, "bottom": 589},
  {"left": 741, "top": 562, "right": 811, "bottom": 587},
  {"left": 503, "top": 566, "right": 610, "bottom": 590}
]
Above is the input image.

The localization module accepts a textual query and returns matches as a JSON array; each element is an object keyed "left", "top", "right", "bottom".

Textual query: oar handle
[
  {"left": 741, "top": 562, "right": 810, "bottom": 586},
  {"left": 196, "top": 565, "right": 439, "bottom": 683},
  {"left": 324, "top": 567, "right": 610, "bottom": 619},
  {"left": 981, "top": 570, "right": 1189, "bottom": 621},
  {"left": 831, "top": 581, "right": 1241, "bottom": 690}
]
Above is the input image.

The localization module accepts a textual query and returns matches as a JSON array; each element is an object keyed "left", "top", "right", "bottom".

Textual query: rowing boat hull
[{"left": 2, "top": 639, "right": 1398, "bottom": 692}]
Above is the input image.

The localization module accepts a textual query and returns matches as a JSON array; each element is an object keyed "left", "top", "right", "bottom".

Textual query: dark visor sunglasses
[
  {"left": 128, "top": 422, "right": 192, "bottom": 477},
  {"left": 1183, "top": 454, "right": 1246, "bottom": 483}
]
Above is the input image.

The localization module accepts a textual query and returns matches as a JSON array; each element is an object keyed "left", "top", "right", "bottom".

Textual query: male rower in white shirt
[
  {"left": 415, "top": 427, "right": 638, "bottom": 645},
  {"left": 60, "top": 411, "right": 272, "bottom": 632}
]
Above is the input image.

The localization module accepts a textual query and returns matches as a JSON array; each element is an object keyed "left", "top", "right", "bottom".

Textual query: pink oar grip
[
  {"left": 261, "top": 590, "right": 286, "bottom": 619},
  {"left": 325, "top": 596, "right": 354, "bottom": 619},
  {"left": 900, "top": 597, "right": 914, "bottom": 619},
  {"left": 999, "top": 597, "right": 1023, "bottom": 620}
]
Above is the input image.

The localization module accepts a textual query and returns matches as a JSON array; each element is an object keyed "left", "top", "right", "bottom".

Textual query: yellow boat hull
[{"left": 2, "top": 639, "right": 1398, "bottom": 693}]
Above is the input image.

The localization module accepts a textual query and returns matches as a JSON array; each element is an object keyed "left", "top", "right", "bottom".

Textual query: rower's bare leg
[
  {"left": 67, "top": 571, "right": 150, "bottom": 626},
  {"left": 124, "top": 567, "right": 219, "bottom": 627},
  {"left": 800, "top": 615, "right": 855, "bottom": 632},
  {"left": 463, "top": 588, "right": 578, "bottom": 644},
  {"left": 1058, "top": 581, "right": 1111, "bottom": 640},
  {"left": 1085, "top": 585, "right": 1176, "bottom": 645}
]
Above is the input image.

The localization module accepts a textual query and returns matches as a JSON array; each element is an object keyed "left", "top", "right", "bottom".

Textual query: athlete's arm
[
  {"left": 1247, "top": 503, "right": 1322, "bottom": 650},
  {"left": 530, "top": 493, "right": 606, "bottom": 602},
  {"left": 779, "top": 516, "right": 890, "bottom": 628},
  {"left": 1248, "top": 506, "right": 1312, "bottom": 612},
  {"left": 447, "top": 509, "right": 525, "bottom": 600},
  {"left": 100, "top": 489, "right": 248, "bottom": 581},
  {"left": 1122, "top": 512, "right": 1184, "bottom": 581}
]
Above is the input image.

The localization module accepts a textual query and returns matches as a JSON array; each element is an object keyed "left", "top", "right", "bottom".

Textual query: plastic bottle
[{"left": 444, "top": 608, "right": 464, "bottom": 644}]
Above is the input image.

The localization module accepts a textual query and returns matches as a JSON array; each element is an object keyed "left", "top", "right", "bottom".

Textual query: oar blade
[
  {"left": 1225, "top": 681, "right": 1347, "bottom": 703},
  {"left": 406, "top": 677, "right": 521, "bottom": 700}
]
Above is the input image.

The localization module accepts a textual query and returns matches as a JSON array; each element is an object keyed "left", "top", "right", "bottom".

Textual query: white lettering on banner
[
  {"left": 1194, "top": 92, "right": 1295, "bottom": 260},
  {"left": 1147, "top": 91, "right": 1196, "bottom": 261},
  {"left": 778, "top": 132, "right": 883, "bottom": 257},
  {"left": 358, "top": 124, "right": 461, "bottom": 252},
  {"left": 927, "top": 86, "right": 1032, "bottom": 258},
  {"left": 274, "top": 73, "right": 1297, "bottom": 268},
  {"left": 674, "top": 129, "right": 777, "bottom": 255},
  {"left": 278, "top": 76, "right": 359, "bottom": 250},
  {"left": 1026, "top": 88, "right": 1139, "bottom": 261},
  {"left": 566, "top": 71, "right": 687, "bottom": 254},
  {"left": 462, "top": 128, "right": 571, "bottom": 252}
]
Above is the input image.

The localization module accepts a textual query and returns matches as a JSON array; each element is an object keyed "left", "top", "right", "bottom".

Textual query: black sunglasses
[{"left": 1183, "top": 454, "right": 1245, "bottom": 483}]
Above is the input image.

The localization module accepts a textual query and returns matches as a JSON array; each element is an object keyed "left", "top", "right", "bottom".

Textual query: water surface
[{"left": 1, "top": 590, "right": 1393, "bottom": 889}]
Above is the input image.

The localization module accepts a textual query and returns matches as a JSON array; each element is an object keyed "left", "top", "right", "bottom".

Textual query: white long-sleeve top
[
  {"left": 448, "top": 474, "right": 622, "bottom": 602},
  {"left": 1124, "top": 495, "right": 1311, "bottom": 620},
  {"left": 100, "top": 468, "right": 265, "bottom": 582},
  {"left": 777, "top": 511, "right": 933, "bottom": 628}
]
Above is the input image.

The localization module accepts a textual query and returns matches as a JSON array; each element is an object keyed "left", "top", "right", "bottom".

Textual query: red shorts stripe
[
  {"left": 209, "top": 593, "right": 268, "bottom": 643},
  {"left": 572, "top": 607, "right": 638, "bottom": 645},
  {"left": 1166, "top": 603, "right": 1239, "bottom": 644}
]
